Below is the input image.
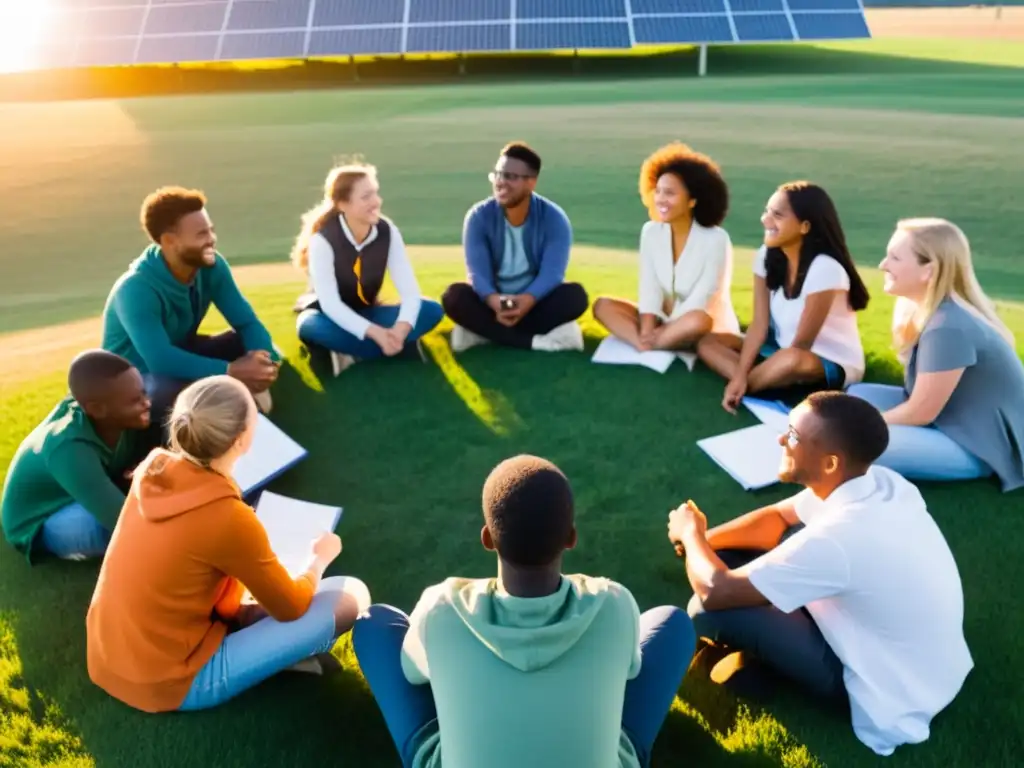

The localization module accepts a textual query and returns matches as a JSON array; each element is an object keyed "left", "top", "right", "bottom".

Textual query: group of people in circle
[{"left": 2, "top": 138, "right": 1022, "bottom": 766}]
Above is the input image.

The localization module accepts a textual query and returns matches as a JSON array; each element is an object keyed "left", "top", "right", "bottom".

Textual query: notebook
[
  {"left": 232, "top": 414, "right": 308, "bottom": 497},
  {"left": 742, "top": 397, "right": 790, "bottom": 432},
  {"left": 697, "top": 423, "right": 783, "bottom": 491},
  {"left": 592, "top": 336, "right": 697, "bottom": 374},
  {"left": 253, "top": 491, "right": 344, "bottom": 578}
]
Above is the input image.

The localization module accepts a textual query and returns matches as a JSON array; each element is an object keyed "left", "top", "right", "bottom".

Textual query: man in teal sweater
[
  {"left": 2, "top": 350, "right": 153, "bottom": 562},
  {"left": 102, "top": 186, "right": 279, "bottom": 422},
  {"left": 352, "top": 455, "right": 695, "bottom": 768}
]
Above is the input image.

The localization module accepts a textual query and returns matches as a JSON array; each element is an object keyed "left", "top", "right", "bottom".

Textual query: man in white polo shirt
[{"left": 668, "top": 391, "right": 973, "bottom": 757}]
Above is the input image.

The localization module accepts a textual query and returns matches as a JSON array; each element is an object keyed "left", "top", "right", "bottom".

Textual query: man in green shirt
[
  {"left": 101, "top": 186, "right": 280, "bottom": 425},
  {"left": 2, "top": 350, "right": 153, "bottom": 563},
  {"left": 352, "top": 455, "right": 695, "bottom": 768}
]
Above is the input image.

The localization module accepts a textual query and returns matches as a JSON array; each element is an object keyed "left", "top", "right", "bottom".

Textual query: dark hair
[
  {"left": 805, "top": 391, "right": 889, "bottom": 468},
  {"left": 639, "top": 142, "right": 729, "bottom": 227},
  {"left": 68, "top": 349, "right": 133, "bottom": 402},
  {"left": 500, "top": 141, "right": 541, "bottom": 175},
  {"left": 140, "top": 186, "right": 207, "bottom": 242},
  {"left": 482, "top": 455, "right": 574, "bottom": 568},
  {"left": 764, "top": 182, "right": 870, "bottom": 312}
]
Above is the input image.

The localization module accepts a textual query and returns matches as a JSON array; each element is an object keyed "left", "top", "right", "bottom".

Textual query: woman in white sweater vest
[{"left": 593, "top": 142, "right": 739, "bottom": 351}]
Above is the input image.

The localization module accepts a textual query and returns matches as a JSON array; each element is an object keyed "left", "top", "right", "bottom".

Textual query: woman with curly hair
[
  {"left": 291, "top": 161, "right": 444, "bottom": 376},
  {"left": 593, "top": 142, "right": 739, "bottom": 352},
  {"left": 697, "top": 181, "right": 870, "bottom": 413}
]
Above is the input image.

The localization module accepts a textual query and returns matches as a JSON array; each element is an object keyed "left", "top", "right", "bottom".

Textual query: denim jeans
[
  {"left": 39, "top": 503, "right": 110, "bottom": 560},
  {"left": 687, "top": 528, "right": 846, "bottom": 701},
  {"left": 847, "top": 383, "right": 993, "bottom": 482},
  {"left": 297, "top": 300, "right": 444, "bottom": 359},
  {"left": 352, "top": 603, "right": 695, "bottom": 768},
  {"left": 178, "top": 575, "right": 370, "bottom": 711}
]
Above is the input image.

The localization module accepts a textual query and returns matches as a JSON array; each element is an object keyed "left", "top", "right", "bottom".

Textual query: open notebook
[
  {"left": 232, "top": 414, "right": 308, "bottom": 497},
  {"left": 697, "top": 424, "right": 783, "bottom": 491},
  {"left": 695, "top": 399, "right": 790, "bottom": 491},
  {"left": 592, "top": 336, "right": 696, "bottom": 374},
  {"left": 254, "top": 491, "right": 344, "bottom": 578}
]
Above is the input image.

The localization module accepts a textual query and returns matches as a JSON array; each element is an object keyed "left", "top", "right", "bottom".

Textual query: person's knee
[
  {"left": 441, "top": 282, "right": 473, "bottom": 313},
  {"left": 563, "top": 282, "right": 590, "bottom": 317},
  {"left": 683, "top": 310, "right": 714, "bottom": 337},
  {"left": 351, "top": 604, "right": 407, "bottom": 654},
  {"left": 772, "top": 346, "right": 821, "bottom": 378},
  {"left": 651, "top": 605, "right": 697, "bottom": 657},
  {"left": 420, "top": 299, "right": 445, "bottom": 330}
]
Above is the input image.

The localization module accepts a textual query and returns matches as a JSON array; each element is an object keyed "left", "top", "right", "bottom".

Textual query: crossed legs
[
  {"left": 593, "top": 297, "right": 712, "bottom": 351},
  {"left": 697, "top": 332, "right": 828, "bottom": 393}
]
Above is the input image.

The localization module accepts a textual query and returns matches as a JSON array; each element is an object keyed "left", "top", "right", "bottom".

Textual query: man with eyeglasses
[
  {"left": 442, "top": 142, "right": 589, "bottom": 353},
  {"left": 667, "top": 391, "right": 972, "bottom": 758}
]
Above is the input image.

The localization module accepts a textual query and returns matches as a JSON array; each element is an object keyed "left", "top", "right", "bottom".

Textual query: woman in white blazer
[{"left": 594, "top": 142, "right": 739, "bottom": 351}]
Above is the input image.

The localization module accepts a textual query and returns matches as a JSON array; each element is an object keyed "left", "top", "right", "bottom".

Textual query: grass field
[{"left": 2, "top": 34, "right": 1024, "bottom": 768}]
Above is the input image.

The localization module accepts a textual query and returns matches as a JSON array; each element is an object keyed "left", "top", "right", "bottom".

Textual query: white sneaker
[
  {"left": 450, "top": 325, "right": 490, "bottom": 353},
  {"left": 532, "top": 322, "right": 584, "bottom": 352},
  {"left": 330, "top": 351, "right": 357, "bottom": 377},
  {"left": 253, "top": 390, "right": 273, "bottom": 414}
]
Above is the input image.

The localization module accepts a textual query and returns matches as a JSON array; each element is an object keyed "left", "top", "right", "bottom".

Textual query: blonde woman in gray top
[{"left": 848, "top": 218, "right": 1024, "bottom": 491}]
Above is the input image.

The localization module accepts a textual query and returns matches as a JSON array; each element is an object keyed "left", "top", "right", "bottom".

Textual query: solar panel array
[{"left": 29, "top": 0, "right": 870, "bottom": 71}]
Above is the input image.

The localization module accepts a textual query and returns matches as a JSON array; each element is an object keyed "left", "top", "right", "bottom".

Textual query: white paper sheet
[
  {"left": 697, "top": 424, "right": 783, "bottom": 490},
  {"left": 742, "top": 397, "right": 790, "bottom": 432},
  {"left": 592, "top": 336, "right": 694, "bottom": 374},
  {"left": 254, "top": 491, "right": 343, "bottom": 578},
  {"left": 232, "top": 414, "right": 308, "bottom": 496}
]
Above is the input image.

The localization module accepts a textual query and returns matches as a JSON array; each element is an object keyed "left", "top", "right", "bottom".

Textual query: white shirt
[
  {"left": 307, "top": 215, "right": 422, "bottom": 340},
  {"left": 745, "top": 466, "right": 974, "bottom": 756},
  {"left": 753, "top": 246, "right": 865, "bottom": 384},
  {"left": 638, "top": 221, "right": 740, "bottom": 334}
]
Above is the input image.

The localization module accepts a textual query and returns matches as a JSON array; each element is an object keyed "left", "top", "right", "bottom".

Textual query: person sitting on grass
[
  {"left": 594, "top": 142, "right": 739, "bottom": 351},
  {"left": 697, "top": 181, "right": 870, "bottom": 411},
  {"left": 670, "top": 391, "right": 973, "bottom": 758},
  {"left": 352, "top": 454, "right": 694, "bottom": 768},
  {"left": 101, "top": 186, "right": 280, "bottom": 423},
  {"left": 1, "top": 350, "right": 153, "bottom": 563},
  {"left": 291, "top": 161, "right": 444, "bottom": 377},
  {"left": 442, "top": 142, "right": 589, "bottom": 354},
  {"left": 86, "top": 375, "right": 371, "bottom": 713},
  {"left": 849, "top": 217, "right": 1024, "bottom": 491}
]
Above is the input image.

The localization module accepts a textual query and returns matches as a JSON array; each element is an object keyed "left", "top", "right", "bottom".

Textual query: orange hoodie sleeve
[{"left": 208, "top": 502, "right": 316, "bottom": 623}]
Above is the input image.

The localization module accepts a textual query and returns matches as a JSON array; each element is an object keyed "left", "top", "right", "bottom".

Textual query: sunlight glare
[{"left": 0, "top": 1, "right": 53, "bottom": 73}]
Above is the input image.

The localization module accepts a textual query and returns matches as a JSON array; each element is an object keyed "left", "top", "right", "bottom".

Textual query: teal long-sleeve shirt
[
  {"left": 1, "top": 397, "right": 146, "bottom": 562},
  {"left": 101, "top": 245, "right": 277, "bottom": 380}
]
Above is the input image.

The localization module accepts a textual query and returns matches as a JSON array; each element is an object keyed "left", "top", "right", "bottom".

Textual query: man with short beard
[
  {"left": 101, "top": 187, "right": 279, "bottom": 425},
  {"left": 442, "top": 142, "right": 589, "bottom": 353}
]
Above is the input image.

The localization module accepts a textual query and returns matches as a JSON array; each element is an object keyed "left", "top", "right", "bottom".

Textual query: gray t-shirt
[{"left": 907, "top": 298, "right": 1024, "bottom": 492}]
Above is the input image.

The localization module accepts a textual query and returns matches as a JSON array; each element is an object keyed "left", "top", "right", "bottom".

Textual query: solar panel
[{"left": 23, "top": 0, "right": 871, "bottom": 73}]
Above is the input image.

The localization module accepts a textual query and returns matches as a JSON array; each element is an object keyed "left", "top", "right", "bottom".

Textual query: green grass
[{"left": 2, "top": 41, "right": 1024, "bottom": 767}]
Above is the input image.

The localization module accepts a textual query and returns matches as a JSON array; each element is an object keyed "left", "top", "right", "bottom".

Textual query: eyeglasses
[
  {"left": 488, "top": 170, "right": 535, "bottom": 183},
  {"left": 783, "top": 426, "right": 800, "bottom": 449}
]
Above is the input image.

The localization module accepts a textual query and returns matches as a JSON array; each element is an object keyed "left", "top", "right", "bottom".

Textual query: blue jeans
[
  {"left": 297, "top": 300, "right": 444, "bottom": 359},
  {"left": 39, "top": 503, "right": 110, "bottom": 560},
  {"left": 352, "top": 603, "right": 695, "bottom": 768},
  {"left": 687, "top": 530, "right": 846, "bottom": 701},
  {"left": 178, "top": 576, "right": 369, "bottom": 711},
  {"left": 847, "top": 382, "right": 993, "bottom": 482}
]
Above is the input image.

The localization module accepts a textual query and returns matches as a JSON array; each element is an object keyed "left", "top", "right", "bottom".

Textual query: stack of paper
[
  {"left": 742, "top": 397, "right": 790, "bottom": 431},
  {"left": 697, "top": 424, "right": 783, "bottom": 491},
  {"left": 232, "top": 414, "right": 308, "bottom": 497},
  {"left": 254, "top": 491, "right": 344, "bottom": 578},
  {"left": 591, "top": 336, "right": 696, "bottom": 374}
]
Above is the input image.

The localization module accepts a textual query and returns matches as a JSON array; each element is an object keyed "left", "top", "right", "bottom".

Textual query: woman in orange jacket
[{"left": 86, "top": 375, "right": 371, "bottom": 712}]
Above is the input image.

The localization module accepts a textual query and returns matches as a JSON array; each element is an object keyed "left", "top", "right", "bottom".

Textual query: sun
[{"left": 0, "top": 1, "right": 53, "bottom": 73}]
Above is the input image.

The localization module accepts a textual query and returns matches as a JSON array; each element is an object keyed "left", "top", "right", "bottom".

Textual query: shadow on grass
[{"left": 3, "top": 41, "right": 1023, "bottom": 104}]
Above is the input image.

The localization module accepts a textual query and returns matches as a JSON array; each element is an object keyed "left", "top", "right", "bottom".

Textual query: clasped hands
[
  {"left": 487, "top": 293, "right": 537, "bottom": 327},
  {"left": 666, "top": 499, "right": 708, "bottom": 557},
  {"left": 366, "top": 322, "right": 413, "bottom": 356},
  {"left": 227, "top": 350, "right": 279, "bottom": 391}
]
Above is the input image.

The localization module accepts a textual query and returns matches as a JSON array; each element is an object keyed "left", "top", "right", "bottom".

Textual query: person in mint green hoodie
[
  {"left": 353, "top": 455, "right": 695, "bottom": 768},
  {"left": 2, "top": 350, "right": 153, "bottom": 563},
  {"left": 101, "top": 186, "right": 280, "bottom": 424}
]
